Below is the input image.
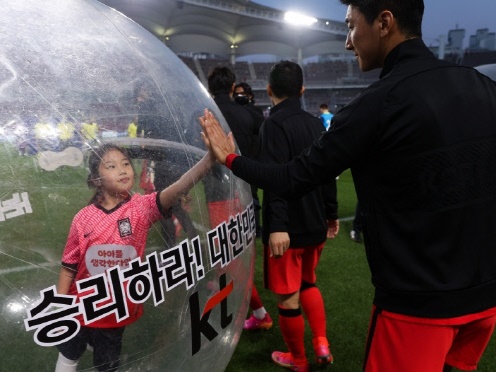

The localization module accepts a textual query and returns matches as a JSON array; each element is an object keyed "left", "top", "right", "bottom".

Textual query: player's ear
[
  {"left": 378, "top": 10, "right": 394, "bottom": 37},
  {"left": 266, "top": 84, "right": 273, "bottom": 97}
]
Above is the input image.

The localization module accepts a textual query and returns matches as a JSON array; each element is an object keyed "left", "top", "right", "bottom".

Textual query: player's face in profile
[
  {"left": 345, "top": 5, "right": 382, "bottom": 72},
  {"left": 98, "top": 149, "right": 135, "bottom": 194}
]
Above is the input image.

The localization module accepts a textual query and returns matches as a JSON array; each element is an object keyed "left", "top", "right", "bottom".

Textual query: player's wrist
[{"left": 225, "top": 153, "right": 238, "bottom": 169}]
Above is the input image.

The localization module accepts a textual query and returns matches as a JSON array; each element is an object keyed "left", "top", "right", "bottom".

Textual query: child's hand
[{"left": 199, "top": 109, "right": 236, "bottom": 165}]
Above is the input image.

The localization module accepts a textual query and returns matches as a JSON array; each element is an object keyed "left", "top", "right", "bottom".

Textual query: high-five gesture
[{"left": 199, "top": 109, "right": 236, "bottom": 165}]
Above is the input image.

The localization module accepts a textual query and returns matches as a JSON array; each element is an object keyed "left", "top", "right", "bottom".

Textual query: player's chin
[{"left": 115, "top": 187, "right": 132, "bottom": 197}]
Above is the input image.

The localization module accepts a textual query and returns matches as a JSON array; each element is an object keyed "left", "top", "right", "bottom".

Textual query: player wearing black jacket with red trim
[
  {"left": 258, "top": 96, "right": 338, "bottom": 247},
  {"left": 228, "top": 37, "right": 496, "bottom": 319},
  {"left": 256, "top": 61, "right": 339, "bottom": 371},
  {"left": 200, "top": 3, "right": 496, "bottom": 369}
]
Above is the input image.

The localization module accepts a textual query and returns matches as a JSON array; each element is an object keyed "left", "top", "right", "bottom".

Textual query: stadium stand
[
  {"left": 99, "top": 0, "right": 495, "bottom": 116},
  {"left": 178, "top": 55, "right": 200, "bottom": 79}
]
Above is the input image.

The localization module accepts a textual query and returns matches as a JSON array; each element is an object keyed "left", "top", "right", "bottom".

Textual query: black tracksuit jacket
[
  {"left": 257, "top": 97, "right": 338, "bottom": 247},
  {"left": 229, "top": 38, "right": 496, "bottom": 318}
]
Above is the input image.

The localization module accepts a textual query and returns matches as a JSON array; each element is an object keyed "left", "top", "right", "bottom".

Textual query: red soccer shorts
[
  {"left": 364, "top": 305, "right": 496, "bottom": 372},
  {"left": 207, "top": 199, "right": 241, "bottom": 228},
  {"left": 264, "top": 242, "right": 324, "bottom": 295}
]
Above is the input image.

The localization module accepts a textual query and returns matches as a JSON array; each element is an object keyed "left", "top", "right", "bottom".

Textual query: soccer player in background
[
  {"left": 251, "top": 60, "right": 339, "bottom": 371},
  {"left": 318, "top": 103, "right": 333, "bottom": 131}
]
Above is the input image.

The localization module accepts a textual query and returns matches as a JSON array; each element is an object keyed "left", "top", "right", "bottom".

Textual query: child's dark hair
[{"left": 86, "top": 143, "right": 133, "bottom": 205}]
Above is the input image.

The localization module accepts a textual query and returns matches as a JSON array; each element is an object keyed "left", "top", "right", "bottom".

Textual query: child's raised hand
[{"left": 199, "top": 109, "right": 236, "bottom": 165}]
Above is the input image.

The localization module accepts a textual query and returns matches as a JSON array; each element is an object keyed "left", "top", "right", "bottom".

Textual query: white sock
[
  {"left": 55, "top": 353, "right": 78, "bottom": 372},
  {"left": 253, "top": 307, "right": 267, "bottom": 320}
]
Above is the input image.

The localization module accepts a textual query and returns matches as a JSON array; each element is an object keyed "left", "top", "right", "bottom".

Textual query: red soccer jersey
[{"left": 62, "top": 192, "right": 170, "bottom": 328}]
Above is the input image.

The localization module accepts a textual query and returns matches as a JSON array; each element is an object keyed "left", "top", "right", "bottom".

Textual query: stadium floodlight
[{"left": 284, "top": 11, "right": 317, "bottom": 27}]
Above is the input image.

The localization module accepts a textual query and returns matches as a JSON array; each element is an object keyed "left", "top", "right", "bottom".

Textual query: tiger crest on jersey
[{"left": 118, "top": 218, "right": 132, "bottom": 238}]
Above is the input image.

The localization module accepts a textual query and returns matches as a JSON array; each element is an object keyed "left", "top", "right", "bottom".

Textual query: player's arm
[
  {"left": 200, "top": 109, "right": 236, "bottom": 165},
  {"left": 57, "top": 265, "right": 76, "bottom": 295},
  {"left": 324, "top": 179, "right": 339, "bottom": 239},
  {"left": 269, "top": 232, "right": 290, "bottom": 257},
  {"left": 158, "top": 150, "right": 216, "bottom": 210},
  {"left": 326, "top": 219, "right": 340, "bottom": 239},
  {"left": 260, "top": 116, "right": 291, "bottom": 258}
]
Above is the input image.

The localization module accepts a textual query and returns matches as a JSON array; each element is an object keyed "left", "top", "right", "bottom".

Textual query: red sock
[
  {"left": 300, "top": 285, "right": 327, "bottom": 339},
  {"left": 250, "top": 285, "right": 264, "bottom": 311},
  {"left": 278, "top": 306, "right": 307, "bottom": 365}
]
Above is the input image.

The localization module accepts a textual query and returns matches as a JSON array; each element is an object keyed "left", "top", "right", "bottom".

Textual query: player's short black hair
[
  {"left": 340, "top": 0, "right": 424, "bottom": 38},
  {"left": 269, "top": 60, "right": 303, "bottom": 99},
  {"left": 207, "top": 66, "right": 236, "bottom": 96}
]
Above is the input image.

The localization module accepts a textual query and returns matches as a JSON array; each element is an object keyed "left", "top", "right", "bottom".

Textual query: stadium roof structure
[
  {"left": 475, "top": 64, "right": 496, "bottom": 81},
  {"left": 98, "top": 0, "right": 349, "bottom": 62}
]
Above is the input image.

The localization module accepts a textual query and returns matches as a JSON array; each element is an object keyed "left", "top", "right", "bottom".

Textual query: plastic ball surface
[{"left": 0, "top": 1, "right": 254, "bottom": 371}]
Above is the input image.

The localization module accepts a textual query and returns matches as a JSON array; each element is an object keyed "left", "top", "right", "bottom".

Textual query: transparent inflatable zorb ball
[{"left": 0, "top": 0, "right": 255, "bottom": 371}]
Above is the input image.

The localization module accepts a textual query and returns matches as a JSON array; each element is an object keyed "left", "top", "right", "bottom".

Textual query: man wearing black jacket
[
  {"left": 204, "top": 66, "right": 261, "bottom": 228},
  {"left": 200, "top": 1, "right": 496, "bottom": 371},
  {"left": 207, "top": 67, "right": 274, "bottom": 333},
  {"left": 207, "top": 67, "right": 260, "bottom": 160},
  {"left": 233, "top": 81, "right": 264, "bottom": 238},
  {"left": 258, "top": 61, "right": 339, "bottom": 372}
]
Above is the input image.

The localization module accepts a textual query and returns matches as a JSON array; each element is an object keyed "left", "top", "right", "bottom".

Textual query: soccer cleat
[
  {"left": 243, "top": 313, "right": 273, "bottom": 331},
  {"left": 350, "top": 230, "right": 362, "bottom": 243},
  {"left": 271, "top": 351, "right": 310, "bottom": 372},
  {"left": 312, "top": 337, "right": 334, "bottom": 366}
]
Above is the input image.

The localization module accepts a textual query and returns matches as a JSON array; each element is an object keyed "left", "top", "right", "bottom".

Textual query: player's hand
[
  {"left": 326, "top": 219, "right": 340, "bottom": 239},
  {"left": 269, "top": 232, "right": 290, "bottom": 258},
  {"left": 199, "top": 109, "right": 236, "bottom": 165}
]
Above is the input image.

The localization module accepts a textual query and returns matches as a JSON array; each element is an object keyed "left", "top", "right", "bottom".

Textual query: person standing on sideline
[
  {"left": 57, "top": 119, "right": 76, "bottom": 150},
  {"left": 199, "top": 1, "right": 496, "bottom": 371},
  {"left": 233, "top": 81, "right": 264, "bottom": 237},
  {"left": 81, "top": 119, "right": 99, "bottom": 145},
  {"left": 318, "top": 103, "right": 333, "bottom": 131},
  {"left": 233, "top": 81, "right": 271, "bottom": 332},
  {"left": 127, "top": 118, "right": 138, "bottom": 138},
  {"left": 207, "top": 67, "right": 273, "bottom": 331},
  {"left": 255, "top": 60, "right": 339, "bottom": 371},
  {"left": 208, "top": 68, "right": 260, "bottom": 165},
  {"left": 234, "top": 81, "right": 265, "bottom": 117}
]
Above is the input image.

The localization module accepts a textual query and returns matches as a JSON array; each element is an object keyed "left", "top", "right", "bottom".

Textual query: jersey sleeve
[
  {"left": 61, "top": 216, "right": 81, "bottom": 268},
  {"left": 137, "top": 192, "right": 172, "bottom": 224}
]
